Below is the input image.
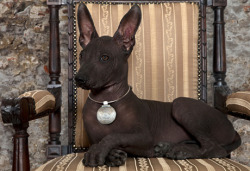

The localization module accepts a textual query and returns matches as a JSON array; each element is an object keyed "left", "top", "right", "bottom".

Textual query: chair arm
[
  {"left": 1, "top": 90, "right": 55, "bottom": 124},
  {"left": 213, "top": 85, "right": 232, "bottom": 113},
  {"left": 226, "top": 91, "right": 250, "bottom": 120},
  {"left": 1, "top": 90, "right": 56, "bottom": 171}
]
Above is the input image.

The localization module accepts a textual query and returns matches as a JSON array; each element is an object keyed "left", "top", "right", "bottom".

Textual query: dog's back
[{"left": 142, "top": 99, "right": 194, "bottom": 144}]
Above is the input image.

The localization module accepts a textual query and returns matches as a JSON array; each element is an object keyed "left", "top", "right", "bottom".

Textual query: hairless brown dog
[{"left": 75, "top": 3, "right": 241, "bottom": 167}]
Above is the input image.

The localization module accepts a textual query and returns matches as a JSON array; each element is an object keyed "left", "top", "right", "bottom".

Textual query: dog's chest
[{"left": 82, "top": 100, "right": 125, "bottom": 143}]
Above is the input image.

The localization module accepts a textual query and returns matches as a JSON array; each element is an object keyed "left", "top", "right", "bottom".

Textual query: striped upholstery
[
  {"left": 226, "top": 91, "right": 250, "bottom": 116},
  {"left": 19, "top": 90, "right": 55, "bottom": 114},
  {"left": 34, "top": 153, "right": 250, "bottom": 171},
  {"left": 32, "top": 3, "right": 250, "bottom": 171},
  {"left": 75, "top": 2, "right": 200, "bottom": 148}
]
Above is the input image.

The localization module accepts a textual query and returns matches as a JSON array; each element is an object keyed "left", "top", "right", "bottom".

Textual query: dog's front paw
[
  {"left": 105, "top": 149, "right": 127, "bottom": 167},
  {"left": 82, "top": 144, "right": 109, "bottom": 167},
  {"left": 154, "top": 142, "right": 173, "bottom": 157}
]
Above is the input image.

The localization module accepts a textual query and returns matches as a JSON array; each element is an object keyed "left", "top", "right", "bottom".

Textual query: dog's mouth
[
  {"left": 75, "top": 81, "right": 91, "bottom": 90},
  {"left": 75, "top": 77, "right": 91, "bottom": 90},
  {"left": 75, "top": 79, "right": 100, "bottom": 90},
  {"left": 75, "top": 75, "right": 108, "bottom": 90}
]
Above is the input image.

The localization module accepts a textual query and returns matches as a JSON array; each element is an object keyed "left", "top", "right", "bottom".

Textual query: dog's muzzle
[{"left": 75, "top": 75, "right": 90, "bottom": 89}]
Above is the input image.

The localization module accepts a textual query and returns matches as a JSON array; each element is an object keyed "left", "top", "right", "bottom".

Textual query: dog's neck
[{"left": 89, "top": 81, "right": 130, "bottom": 103}]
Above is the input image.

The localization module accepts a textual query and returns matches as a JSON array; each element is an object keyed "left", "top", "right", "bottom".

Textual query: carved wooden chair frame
[{"left": 2, "top": 0, "right": 249, "bottom": 170}]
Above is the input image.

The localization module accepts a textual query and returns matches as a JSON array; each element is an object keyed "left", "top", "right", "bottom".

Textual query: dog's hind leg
[
  {"left": 164, "top": 138, "right": 228, "bottom": 159},
  {"left": 154, "top": 140, "right": 202, "bottom": 159},
  {"left": 165, "top": 97, "right": 238, "bottom": 159},
  {"left": 154, "top": 142, "right": 174, "bottom": 157}
]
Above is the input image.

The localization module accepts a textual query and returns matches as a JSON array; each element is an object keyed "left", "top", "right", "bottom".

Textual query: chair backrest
[{"left": 68, "top": 0, "right": 206, "bottom": 152}]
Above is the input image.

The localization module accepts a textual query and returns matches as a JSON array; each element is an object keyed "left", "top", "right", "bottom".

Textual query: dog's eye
[{"left": 100, "top": 55, "right": 109, "bottom": 62}]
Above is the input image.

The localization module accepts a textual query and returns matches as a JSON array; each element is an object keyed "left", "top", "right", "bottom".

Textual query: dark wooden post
[
  {"left": 213, "top": 2, "right": 226, "bottom": 86},
  {"left": 48, "top": 4, "right": 61, "bottom": 145},
  {"left": 13, "top": 124, "right": 30, "bottom": 171},
  {"left": 12, "top": 98, "right": 33, "bottom": 171},
  {"left": 49, "top": 5, "right": 61, "bottom": 86},
  {"left": 47, "top": 3, "right": 63, "bottom": 159},
  {"left": 199, "top": 0, "right": 208, "bottom": 103},
  {"left": 208, "top": 0, "right": 231, "bottom": 111},
  {"left": 67, "top": 1, "right": 75, "bottom": 154},
  {"left": 1, "top": 97, "right": 36, "bottom": 171}
]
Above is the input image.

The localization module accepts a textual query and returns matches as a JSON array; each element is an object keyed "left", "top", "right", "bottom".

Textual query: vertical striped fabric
[
  {"left": 34, "top": 153, "right": 250, "bottom": 171},
  {"left": 75, "top": 2, "right": 199, "bottom": 148}
]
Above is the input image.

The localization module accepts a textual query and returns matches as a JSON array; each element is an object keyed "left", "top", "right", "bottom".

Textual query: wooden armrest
[
  {"left": 1, "top": 90, "right": 56, "bottom": 171},
  {"left": 213, "top": 84, "right": 232, "bottom": 113},
  {"left": 1, "top": 97, "right": 35, "bottom": 125},
  {"left": 1, "top": 90, "right": 55, "bottom": 124},
  {"left": 226, "top": 91, "right": 250, "bottom": 120},
  {"left": 213, "top": 88, "right": 250, "bottom": 120}
]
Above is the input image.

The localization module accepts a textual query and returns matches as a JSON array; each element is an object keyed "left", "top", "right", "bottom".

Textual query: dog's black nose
[{"left": 75, "top": 75, "right": 87, "bottom": 88}]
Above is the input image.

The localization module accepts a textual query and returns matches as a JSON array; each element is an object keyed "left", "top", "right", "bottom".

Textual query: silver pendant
[{"left": 97, "top": 101, "right": 116, "bottom": 124}]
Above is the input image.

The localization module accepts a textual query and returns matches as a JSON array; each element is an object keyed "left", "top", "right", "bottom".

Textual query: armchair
[{"left": 1, "top": 0, "right": 250, "bottom": 171}]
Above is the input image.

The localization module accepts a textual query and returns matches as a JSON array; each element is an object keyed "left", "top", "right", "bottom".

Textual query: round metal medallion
[{"left": 97, "top": 101, "right": 116, "bottom": 125}]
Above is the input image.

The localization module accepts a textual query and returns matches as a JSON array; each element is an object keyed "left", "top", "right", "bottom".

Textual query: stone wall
[
  {"left": 0, "top": 0, "right": 68, "bottom": 170},
  {"left": 0, "top": 0, "right": 249, "bottom": 170}
]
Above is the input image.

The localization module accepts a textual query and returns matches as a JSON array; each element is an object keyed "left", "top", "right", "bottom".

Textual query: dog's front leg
[
  {"left": 83, "top": 132, "right": 153, "bottom": 167},
  {"left": 105, "top": 149, "right": 128, "bottom": 167},
  {"left": 83, "top": 147, "right": 127, "bottom": 167}
]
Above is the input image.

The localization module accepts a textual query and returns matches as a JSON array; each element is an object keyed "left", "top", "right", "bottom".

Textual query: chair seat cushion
[
  {"left": 18, "top": 90, "right": 55, "bottom": 114},
  {"left": 226, "top": 91, "right": 250, "bottom": 116},
  {"left": 34, "top": 153, "right": 250, "bottom": 171}
]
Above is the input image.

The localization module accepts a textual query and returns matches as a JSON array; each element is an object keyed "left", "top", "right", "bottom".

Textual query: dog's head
[{"left": 75, "top": 3, "right": 141, "bottom": 90}]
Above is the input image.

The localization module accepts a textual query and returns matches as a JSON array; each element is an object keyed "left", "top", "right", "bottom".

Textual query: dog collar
[
  {"left": 88, "top": 86, "right": 131, "bottom": 125},
  {"left": 88, "top": 86, "right": 131, "bottom": 104}
]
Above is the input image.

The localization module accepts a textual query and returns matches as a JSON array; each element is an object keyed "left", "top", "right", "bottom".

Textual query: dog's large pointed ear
[
  {"left": 113, "top": 5, "right": 141, "bottom": 52},
  {"left": 77, "top": 3, "right": 99, "bottom": 48}
]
